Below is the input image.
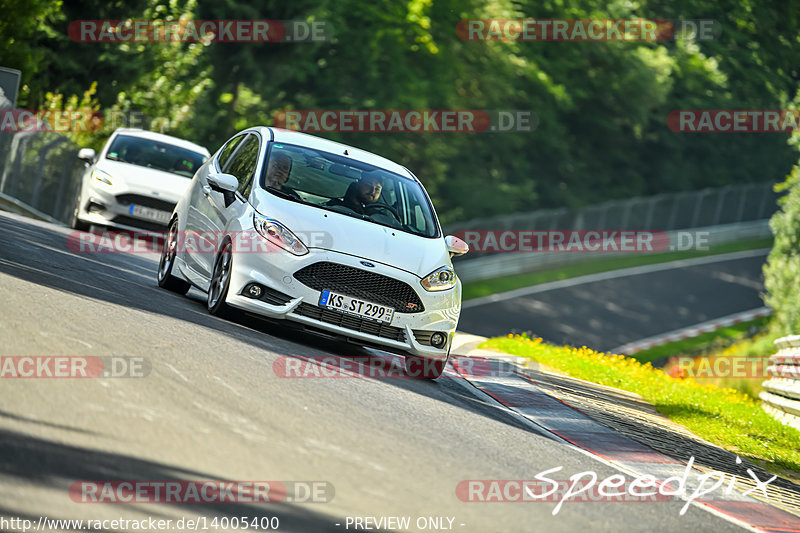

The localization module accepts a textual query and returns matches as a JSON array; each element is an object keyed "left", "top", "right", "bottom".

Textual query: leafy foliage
[
  {"left": 764, "top": 118, "right": 800, "bottom": 335},
  {"left": 4, "top": 0, "right": 800, "bottom": 224}
]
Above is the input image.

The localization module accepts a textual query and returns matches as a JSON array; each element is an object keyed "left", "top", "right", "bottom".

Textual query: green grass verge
[
  {"left": 461, "top": 237, "right": 773, "bottom": 301},
  {"left": 649, "top": 320, "right": 781, "bottom": 400},
  {"left": 482, "top": 334, "right": 800, "bottom": 479},
  {"left": 632, "top": 316, "right": 772, "bottom": 365}
]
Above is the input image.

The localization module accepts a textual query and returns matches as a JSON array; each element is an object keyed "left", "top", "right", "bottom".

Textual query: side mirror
[
  {"left": 207, "top": 173, "right": 239, "bottom": 193},
  {"left": 77, "top": 148, "right": 96, "bottom": 164},
  {"left": 445, "top": 235, "right": 469, "bottom": 257},
  {"left": 207, "top": 172, "right": 239, "bottom": 207}
]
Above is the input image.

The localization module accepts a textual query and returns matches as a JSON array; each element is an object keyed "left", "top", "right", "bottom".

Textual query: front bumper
[
  {"left": 76, "top": 183, "right": 175, "bottom": 232},
  {"left": 223, "top": 248, "right": 461, "bottom": 359}
]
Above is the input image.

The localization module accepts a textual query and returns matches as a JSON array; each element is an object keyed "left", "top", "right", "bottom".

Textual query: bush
[{"left": 764, "top": 138, "right": 800, "bottom": 336}]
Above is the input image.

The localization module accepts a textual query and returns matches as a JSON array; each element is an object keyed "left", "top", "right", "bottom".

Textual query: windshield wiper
[{"left": 267, "top": 187, "right": 303, "bottom": 203}]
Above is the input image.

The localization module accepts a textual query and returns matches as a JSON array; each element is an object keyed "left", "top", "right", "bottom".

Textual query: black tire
[
  {"left": 71, "top": 205, "right": 91, "bottom": 232},
  {"left": 207, "top": 240, "right": 236, "bottom": 318},
  {"left": 404, "top": 355, "right": 446, "bottom": 379},
  {"left": 157, "top": 218, "right": 191, "bottom": 295}
]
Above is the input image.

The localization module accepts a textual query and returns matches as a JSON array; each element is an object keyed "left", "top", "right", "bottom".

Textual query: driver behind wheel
[{"left": 327, "top": 173, "right": 383, "bottom": 214}]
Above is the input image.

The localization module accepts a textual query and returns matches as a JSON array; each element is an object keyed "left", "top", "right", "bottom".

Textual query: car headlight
[
  {"left": 421, "top": 266, "right": 457, "bottom": 292},
  {"left": 253, "top": 213, "right": 308, "bottom": 256},
  {"left": 91, "top": 169, "right": 113, "bottom": 186}
]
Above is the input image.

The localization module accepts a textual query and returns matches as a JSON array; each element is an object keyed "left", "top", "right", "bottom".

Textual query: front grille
[
  {"left": 293, "top": 262, "right": 424, "bottom": 313},
  {"left": 292, "top": 303, "right": 406, "bottom": 342},
  {"left": 115, "top": 194, "right": 176, "bottom": 212},
  {"left": 111, "top": 215, "right": 169, "bottom": 232}
]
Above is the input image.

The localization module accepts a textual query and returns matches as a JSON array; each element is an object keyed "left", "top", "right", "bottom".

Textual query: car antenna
[{"left": 343, "top": 149, "right": 349, "bottom": 155}]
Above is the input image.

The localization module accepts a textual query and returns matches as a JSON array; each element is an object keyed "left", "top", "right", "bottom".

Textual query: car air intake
[
  {"left": 292, "top": 303, "right": 406, "bottom": 342},
  {"left": 293, "top": 262, "right": 425, "bottom": 313}
]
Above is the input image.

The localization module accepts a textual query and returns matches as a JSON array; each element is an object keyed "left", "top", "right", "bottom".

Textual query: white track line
[
  {"left": 462, "top": 249, "right": 770, "bottom": 309},
  {"left": 611, "top": 307, "right": 772, "bottom": 355},
  {"left": 449, "top": 368, "right": 758, "bottom": 531}
]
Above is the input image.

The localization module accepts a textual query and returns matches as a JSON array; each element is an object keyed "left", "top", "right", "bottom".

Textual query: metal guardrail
[
  {"left": 0, "top": 131, "right": 86, "bottom": 225},
  {"left": 447, "top": 181, "right": 780, "bottom": 282},
  {"left": 452, "top": 220, "right": 772, "bottom": 282},
  {"left": 446, "top": 182, "right": 779, "bottom": 237},
  {"left": 760, "top": 335, "right": 800, "bottom": 431}
]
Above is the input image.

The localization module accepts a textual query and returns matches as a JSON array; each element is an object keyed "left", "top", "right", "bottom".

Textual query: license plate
[
  {"left": 129, "top": 204, "right": 171, "bottom": 223},
  {"left": 319, "top": 289, "right": 394, "bottom": 323}
]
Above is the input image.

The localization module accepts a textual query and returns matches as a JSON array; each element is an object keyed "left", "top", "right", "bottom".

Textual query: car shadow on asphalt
[{"left": 0, "top": 427, "right": 368, "bottom": 532}]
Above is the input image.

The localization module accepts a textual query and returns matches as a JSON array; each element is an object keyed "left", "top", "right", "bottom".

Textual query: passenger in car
[{"left": 266, "top": 154, "right": 301, "bottom": 200}]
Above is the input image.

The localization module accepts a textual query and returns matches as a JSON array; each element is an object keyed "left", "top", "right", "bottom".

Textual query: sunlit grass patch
[{"left": 482, "top": 334, "right": 800, "bottom": 478}]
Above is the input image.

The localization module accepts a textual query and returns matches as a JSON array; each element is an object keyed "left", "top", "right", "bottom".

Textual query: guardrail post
[
  {"left": 0, "top": 133, "right": 33, "bottom": 196},
  {"left": 690, "top": 188, "right": 710, "bottom": 227},
  {"left": 712, "top": 185, "right": 732, "bottom": 225},
  {"left": 756, "top": 183, "right": 772, "bottom": 220},
  {"left": 30, "top": 137, "right": 67, "bottom": 209}
]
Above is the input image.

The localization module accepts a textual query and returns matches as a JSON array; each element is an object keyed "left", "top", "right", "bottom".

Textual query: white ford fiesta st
[
  {"left": 73, "top": 128, "right": 210, "bottom": 232},
  {"left": 157, "top": 127, "right": 468, "bottom": 378}
]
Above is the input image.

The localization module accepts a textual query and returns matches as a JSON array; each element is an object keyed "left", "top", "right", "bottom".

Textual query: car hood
[
  {"left": 96, "top": 160, "right": 193, "bottom": 202},
  {"left": 252, "top": 192, "right": 449, "bottom": 278}
]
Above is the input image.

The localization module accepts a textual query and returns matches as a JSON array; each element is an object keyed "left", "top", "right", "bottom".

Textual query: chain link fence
[
  {"left": 0, "top": 131, "right": 86, "bottom": 224},
  {"left": 445, "top": 182, "right": 781, "bottom": 281},
  {"left": 447, "top": 182, "right": 779, "bottom": 244}
]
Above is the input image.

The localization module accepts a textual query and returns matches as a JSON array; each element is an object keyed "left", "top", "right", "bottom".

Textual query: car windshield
[
  {"left": 105, "top": 134, "right": 207, "bottom": 178},
  {"left": 262, "top": 142, "right": 439, "bottom": 238}
]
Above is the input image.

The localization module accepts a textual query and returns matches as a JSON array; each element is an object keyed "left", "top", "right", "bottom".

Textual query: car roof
[
  {"left": 262, "top": 127, "right": 416, "bottom": 180},
  {"left": 110, "top": 128, "right": 210, "bottom": 156}
]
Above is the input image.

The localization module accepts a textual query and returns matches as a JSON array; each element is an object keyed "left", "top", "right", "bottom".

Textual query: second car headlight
[
  {"left": 421, "top": 266, "right": 457, "bottom": 292},
  {"left": 253, "top": 213, "right": 308, "bottom": 256},
  {"left": 91, "top": 169, "right": 113, "bottom": 186}
]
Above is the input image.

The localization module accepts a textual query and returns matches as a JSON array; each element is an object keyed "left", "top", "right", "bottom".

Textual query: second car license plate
[
  {"left": 319, "top": 289, "right": 394, "bottom": 323},
  {"left": 129, "top": 204, "right": 171, "bottom": 223}
]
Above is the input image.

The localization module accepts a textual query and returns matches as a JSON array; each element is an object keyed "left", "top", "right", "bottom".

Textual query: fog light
[
  {"left": 246, "top": 284, "right": 263, "bottom": 298},
  {"left": 430, "top": 332, "right": 447, "bottom": 348},
  {"left": 86, "top": 199, "right": 106, "bottom": 213}
]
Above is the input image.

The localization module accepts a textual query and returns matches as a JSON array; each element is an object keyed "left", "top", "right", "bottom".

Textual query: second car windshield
[
  {"left": 261, "top": 143, "right": 439, "bottom": 238},
  {"left": 105, "top": 135, "right": 207, "bottom": 178}
]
